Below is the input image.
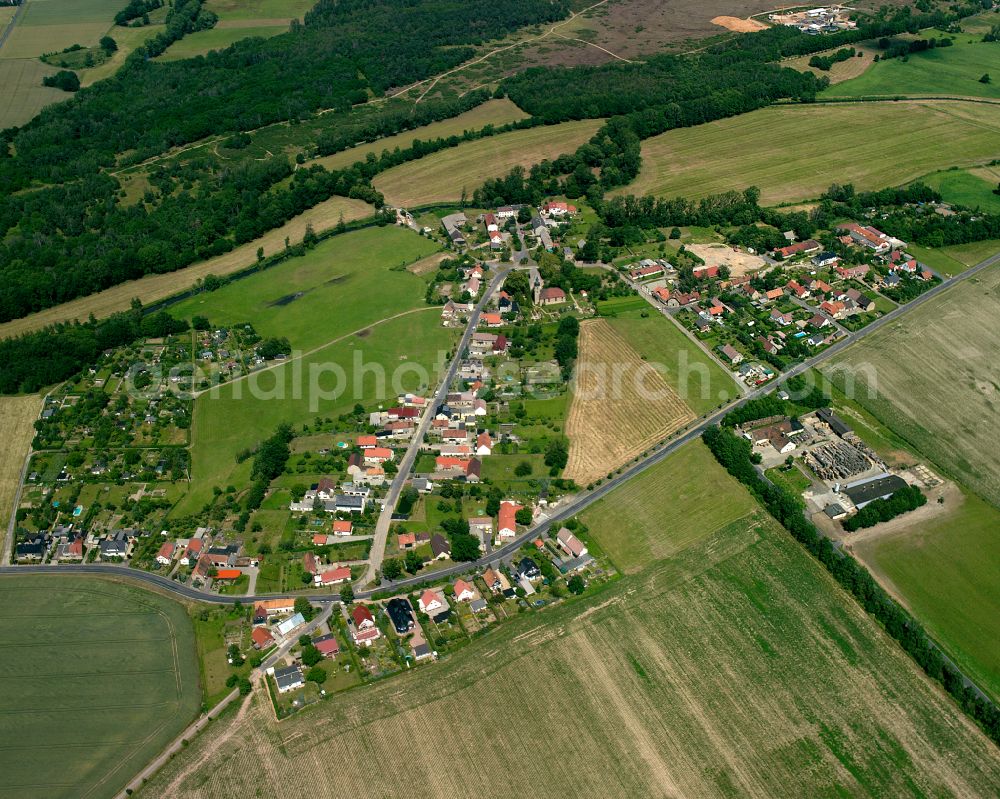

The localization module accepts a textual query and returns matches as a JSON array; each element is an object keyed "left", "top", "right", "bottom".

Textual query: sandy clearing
[
  {"left": 687, "top": 243, "right": 767, "bottom": 277},
  {"left": 711, "top": 15, "right": 768, "bottom": 32}
]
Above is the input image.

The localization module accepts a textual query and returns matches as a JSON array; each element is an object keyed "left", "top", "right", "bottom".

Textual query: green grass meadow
[
  {"left": 853, "top": 487, "right": 1000, "bottom": 702},
  {"left": 170, "top": 225, "right": 441, "bottom": 350},
  {"left": 916, "top": 167, "right": 1000, "bottom": 213},
  {"left": 0, "top": 576, "right": 199, "bottom": 799},
  {"left": 604, "top": 308, "right": 738, "bottom": 416},
  {"left": 579, "top": 440, "right": 760, "bottom": 573},
  {"left": 178, "top": 309, "right": 454, "bottom": 513},
  {"left": 823, "top": 38, "right": 1000, "bottom": 100},
  {"left": 157, "top": 25, "right": 286, "bottom": 60}
]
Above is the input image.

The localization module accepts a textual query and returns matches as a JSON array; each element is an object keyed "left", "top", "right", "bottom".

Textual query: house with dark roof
[
  {"left": 430, "top": 534, "right": 451, "bottom": 560},
  {"left": 386, "top": 598, "right": 415, "bottom": 634},
  {"left": 273, "top": 665, "right": 304, "bottom": 694}
]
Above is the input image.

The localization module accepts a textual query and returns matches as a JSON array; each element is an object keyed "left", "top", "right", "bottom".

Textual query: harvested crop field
[
  {"left": 0, "top": 196, "right": 373, "bottom": 340},
  {"left": 0, "top": 58, "right": 66, "bottom": 128},
  {"left": 826, "top": 263, "right": 1000, "bottom": 507},
  {"left": 0, "top": 394, "right": 41, "bottom": 557},
  {"left": 139, "top": 507, "right": 1000, "bottom": 798},
  {"left": 0, "top": 575, "right": 199, "bottom": 799},
  {"left": 564, "top": 319, "right": 694, "bottom": 486},
  {"left": 373, "top": 119, "right": 602, "bottom": 207},
  {"left": 624, "top": 101, "right": 1000, "bottom": 205},
  {"left": 311, "top": 99, "right": 529, "bottom": 173}
]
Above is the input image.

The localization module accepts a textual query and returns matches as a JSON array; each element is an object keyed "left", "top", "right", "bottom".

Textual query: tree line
[
  {"left": 0, "top": 305, "right": 187, "bottom": 394},
  {"left": 842, "top": 485, "right": 927, "bottom": 532},
  {"left": 703, "top": 424, "right": 1000, "bottom": 746}
]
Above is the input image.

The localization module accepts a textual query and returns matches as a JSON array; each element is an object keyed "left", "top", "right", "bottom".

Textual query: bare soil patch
[
  {"left": 711, "top": 15, "right": 767, "bottom": 32},
  {"left": 407, "top": 252, "right": 450, "bottom": 275},
  {"left": 564, "top": 318, "right": 694, "bottom": 486},
  {"left": 686, "top": 242, "right": 767, "bottom": 276}
]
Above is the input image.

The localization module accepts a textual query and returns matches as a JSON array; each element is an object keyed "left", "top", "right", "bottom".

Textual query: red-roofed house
[
  {"left": 418, "top": 589, "right": 445, "bottom": 614},
  {"left": 314, "top": 636, "right": 340, "bottom": 657},
  {"left": 786, "top": 280, "right": 808, "bottom": 298},
  {"left": 763, "top": 287, "right": 784, "bottom": 302},
  {"left": 652, "top": 286, "right": 671, "bottom": 304},
  {"left": 364, "top": 447, "right": 393, "bottom": 464},
  {"left": 251, "top": 627, "right": 275, "bottom": 649},
  {"left": 214, "top": 569, "right": 242, "bottom": 581},
  {"left": 476, "top": 431, "right": 492, "bottom": 456},
  {"left": 629, "top": 264, "right": 664, "bottom": 281},
  {"left": 315, "top": 566, "right": 351, "bottom": 586},
  {"left": 357, "top": 435, "right": 377, "bottom": 449},
  {"left": 333, "top": 520, "right": 353, "bottom": 536},
  {"left": 454, "top": 579, "right": 476, "bottom": 602},
  {"left": 352, "top": 605, "right": 375, "bottom": 629},
  {"left": 481, "top": 312, "right": 503, "bottom": 328},
  {"left": 556, "top": 527, "right": 588, "bottom": 558},
  {"left": 539, "top": 287, "right": 566, "bottom": 305},
  {"left": 303, "top": 551, "right": 318, "bottom": 575},
  {"left": 820, "top": 300, "right": 846, "bottom": 319},
  {"left": 836, "top": 264, "right": 870, "bottom": 280},
  {"left": 498, "top": 500, "right": 523, "bottom": 542},
  {"left": 312, "top": 534, "right": 330, "bottom": 546},
  {"left": 542, "top": 201, "right": 577, "bottom": 216},
  {"left": 156, "top": 541, "right": 175, "bottom": 566},
  {"left": 693, "top": 265, "right": 719, "bottom": 279},
  {"left": 398, "top": 532, "right": 416, "bottom": 549},
  {"left": 774, "top": 239, "right": 820, "bottom": 260},
  {"left": 838, "top": 222, "right": 891, "bottom": 253},
  {"left": 180, "top": 538, "right": 202, "bottom": 566}
]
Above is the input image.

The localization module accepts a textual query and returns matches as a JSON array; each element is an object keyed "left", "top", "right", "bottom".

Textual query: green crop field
[
  {"left": 140, "top": 486, "right": 1000, "bottom": 798},
  {"left": 177, "top": 309, "right": 454, "bottom": 513},
  {"left": 823, "top": 38, "right": 1000, "bottom": 100},
  {"left": 916, "top": 166, "right": 1000, "bottom": 213},
  {"left": 625, "top": 101, "right": 1000, "bottom": 205},
  {"left": 169, "top": 225, "right": 440, "bottom": 350},
  {"left": 0, "top": 0, "right": 122, "bottom": 59},
  {"left": 0, "top": 58, "right": 67, "bottom": 128},
  {"left": 0, "top": 575, "right": 199, "bottom": 799},
  {"left": 373, "top": 119, "right": 603, "bottom": 207},
  {"left": 605, "top": 307, "right": 738, "bottom": 415},
  {"left": 852, "top": 487, "right": 1000, "bottom": 702},
  {"left": 311, "top": 99, "right": 530, "bottom": 173},
  {"left": 157, "top": 24, "right": 286, "bottom": 60},
  {"left": 579, "top": 440, "right": 760, "bottom": 572}
]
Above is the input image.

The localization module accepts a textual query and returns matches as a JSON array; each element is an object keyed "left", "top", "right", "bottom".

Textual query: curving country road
[{"left": 4, "top": 249, "right": 997, "bottom": 602}]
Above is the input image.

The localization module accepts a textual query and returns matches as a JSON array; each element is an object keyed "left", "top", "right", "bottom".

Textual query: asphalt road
[
  {"left": 2, "top": 250, "right": 998, "bottom": 603},
  {"left": 360, "top": 265, "right": 511, "bottom": 584}
]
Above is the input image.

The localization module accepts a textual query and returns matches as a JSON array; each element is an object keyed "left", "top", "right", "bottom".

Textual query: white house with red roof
[
  {"left": 156, "top": 541, "right": 175, "bottom": 566},
  {"left": 542, "top": 201, "right": 577, "bottom": 217},
  {"left": 364, "top": 447, "right": 394, "bottom": 464},
  {"left": 497, "top": 500, "right": 522, "bottom": 543},
  {"left": 454, "top": 579, "right": 477, "bottom": 602},
  {"left": 315, "top": 565, "right": 351, "bottom": 586},
  {"left": 357, "top": 434, "right": 377, "bottom": 449},
  {"left": 418, "top": 589, "right": 445, "bottom": 614},
  {"left": 476, "top": 431, "right": 493, "bottom": 456}
]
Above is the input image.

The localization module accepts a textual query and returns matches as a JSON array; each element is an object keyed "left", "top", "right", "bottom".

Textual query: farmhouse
[
  {"left": 838, "top": 222, "right": 900, "bottom": 253},
  {"left": 315, "top": 565, "right": 352, "bottom": 586},
  {"left": 542, "top": 201, "right": 576, "bottom": 217},
  {"left": 630, "top": 263, "right": 664, "bottom": 281},
  {"left": 774, "top": 239, "right": 820, "bottom": 259},
  {"left": 556, "top": 527, "right": 588, "bottom": 558},
  {"left": 497, "top": 500, "right": 522, "bottom": 542},
  {"left": 251, "top": 627, "right": 275, "bottom": 650}
]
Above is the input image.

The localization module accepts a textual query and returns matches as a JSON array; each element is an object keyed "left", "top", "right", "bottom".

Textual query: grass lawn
[
  {"left": 479, "top": 453, "right": 549, "bottom": 495},
  {"left": 624, "top": 101, "right": 1000, "bottom": 205},
  {"left": 142, "top": 493, "right": 1000, "bottom": 798},
  {"left": 915, "top": 166, "right": 1000, "bottom": 214},
  {"left": 0, "top": 576, "right": 199, "bottom": 799},
  {"left": 177, "top": 310, "right": 454, "bottom": 514},
  {"left": 311, "top": 99, "right": 529, "bottom": 173},
  {"left": 373, "top": 119, "right": 603, "bottom": 207},
  {"left": 906, "top": 243, "right": 968, "bottom": 277},
  {"left": 765, "top": 464, "right": 811, "bottom": 495},
  {"left": 937, "top": 238, "right": 1000, "bottom": 267},
  {"left": 579, "top": 440, "right": 761, "bottom": 573},
  {"left": 157, "top": 25, "right": 285, "bottom": 60},
  {"left": 823, "top": 37, "right": 1000, "bottom": 100},
  {"left": 852, "top": 487, "right": 1000, "bottom": 703},
  {"left": 169, "top": 225, "right": 440, "bottom": 350},
  {"left": 605, "top": 308, "right": 738, "bottom": 416},
  {"left": 204, "top": 0, "right": 316, "bottom": 22}
]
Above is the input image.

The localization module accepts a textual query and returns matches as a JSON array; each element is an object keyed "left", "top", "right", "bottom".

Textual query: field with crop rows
[
  {"left": 139, "top": 508, "right": 1000, "bottom": 798},
  {"left": 373, "top": 119, "right": 602, "bottom": 207},
  {"left": 564, "top": 319, "right": 694, "bottom": 486},
  {"left": 0, "top": 196, "right": 374, "bottom": 341},
  {"left": 0, "top": 0, "right": 122, "bottom": 59},
  {"left": 0, "top": 576, "right": 199, "bottom": 799},
  {"left": 828, "top": 262, "right": 1000, "bottom": 506},
  {"left": 625, "top": 101, "right": 1000, "bottom": 205},
  {"left": 0, "top": 58, "right": 66, "bottom": 128}
]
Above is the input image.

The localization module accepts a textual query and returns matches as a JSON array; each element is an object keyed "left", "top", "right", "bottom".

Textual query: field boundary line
[
  {"left": 0, "top": 0, "right": 29, "bottom": 53},
  {"left": 192, "top": 305, "right": 439, "bottom": 398}
]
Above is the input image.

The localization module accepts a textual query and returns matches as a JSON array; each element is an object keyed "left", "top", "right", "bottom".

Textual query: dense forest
[{"left": 0, "top": 0, "right": 569, "bottom": 323}]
